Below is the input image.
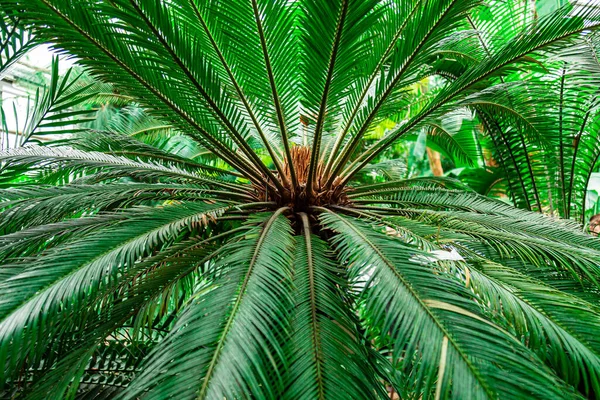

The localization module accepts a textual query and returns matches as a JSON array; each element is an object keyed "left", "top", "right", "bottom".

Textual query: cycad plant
[{"left": 3, "top": 0, "right": 600, "bottom": 399}]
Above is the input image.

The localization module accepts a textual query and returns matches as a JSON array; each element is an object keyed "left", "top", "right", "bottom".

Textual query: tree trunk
[{"left": 427, "top": 147, "right": 444, "bottom": 176}]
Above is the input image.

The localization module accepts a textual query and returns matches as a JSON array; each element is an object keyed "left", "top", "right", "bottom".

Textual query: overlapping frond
[
  {"left": 0, "top": 11, "right": 37, "bottom": 82},
  {"left": 0, "top": 201, "right": 231, "bottom": 366},
  {"left": 122, "top": 210, "right": 295, "bottom": 399},
  {"left": 284, "top": 213, "right": 383, "bottom": 399},
  {"left": 319, "top": 210, "right": 572, "bottom": 399},
  {"left": 341, "top": 2, "right": 600, "bottom": 186}
]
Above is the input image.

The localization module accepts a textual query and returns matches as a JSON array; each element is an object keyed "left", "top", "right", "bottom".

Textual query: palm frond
[
  {"left": 0, "top": 201, "right": 236, "bottom": 381},
  {"left": 0, "top": 12, "right": 37, "bottom": 81},
  {"left": 319, "top": 209, "right": 572, "bottom": 399},
  {"left": 341, "top": 3, "right": 600, "bottom": 186},
  {"left": 122, "top": 209, "right": 295, "bottom": 399},
  {"left": 284, "top": 213, "right": 384, "bottom": 399}
]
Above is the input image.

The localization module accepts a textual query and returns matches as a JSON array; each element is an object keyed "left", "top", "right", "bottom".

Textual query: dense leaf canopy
[{"left": 1, "top": 0, "right": 600, "bottom": 399}]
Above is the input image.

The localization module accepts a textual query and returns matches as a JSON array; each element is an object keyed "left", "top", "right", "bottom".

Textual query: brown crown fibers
[{"left": 253, "top": 146, "right": 351, "bottom": 212}]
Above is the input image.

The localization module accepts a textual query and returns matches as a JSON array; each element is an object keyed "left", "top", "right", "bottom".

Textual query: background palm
[{"left": 1, "top": 0, "right": 600, "bottom": 399}]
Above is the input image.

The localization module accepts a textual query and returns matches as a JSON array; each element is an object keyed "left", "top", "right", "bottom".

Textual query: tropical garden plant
[{"left": 2, "top": 0, "right": 600, "bottom": 399}]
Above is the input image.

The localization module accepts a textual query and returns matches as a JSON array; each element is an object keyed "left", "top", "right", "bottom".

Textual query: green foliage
[
  {"left": 0, "top": 58, "right": 99, "bottom": 150},
  {"left": 1, "top": 1, "right": 600, "bottom": 399},
  {"left": 0, "top": 13, "right": 36, "bottom": 82}
]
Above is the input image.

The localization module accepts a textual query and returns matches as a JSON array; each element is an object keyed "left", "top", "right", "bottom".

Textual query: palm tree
[{"left": 2, "top": 0, "right": 600, "bottom": 398}]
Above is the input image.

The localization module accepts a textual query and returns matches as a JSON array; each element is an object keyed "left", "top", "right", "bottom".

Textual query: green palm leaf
[
  {"left": 122, "top": 210, "right": 295, "bottom": 399},
  {"left": 285, "top": 213, "right": 383, "bottom": 399},
  {"left": 319, "top": 210, "right": 573, "bottom": 399}
]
